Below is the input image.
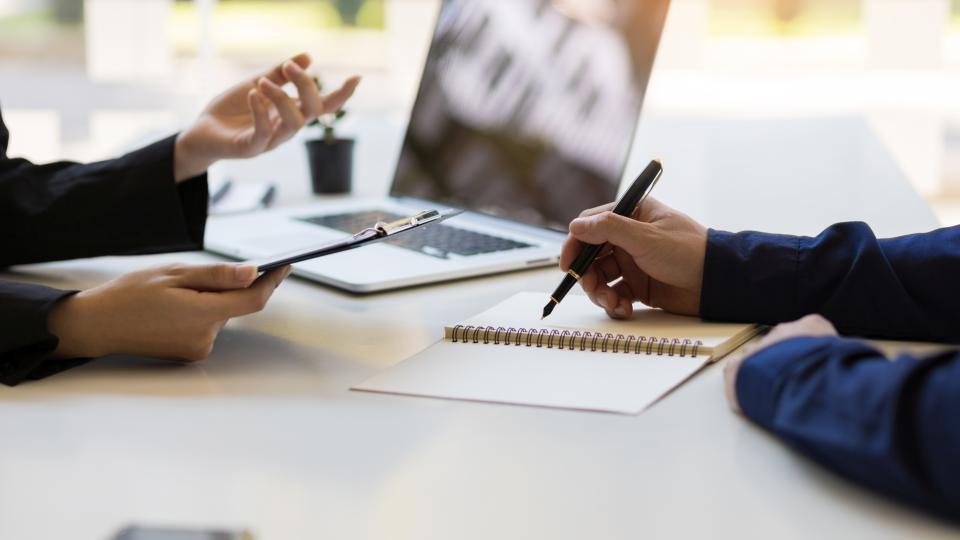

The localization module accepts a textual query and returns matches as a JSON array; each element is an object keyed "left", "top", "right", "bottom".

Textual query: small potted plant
[
  {"left": 305, "top": 77, "right": 354, "bottom": 194},
  {"left": 333, "top": 0, "right": 365, "bottom": 26}
]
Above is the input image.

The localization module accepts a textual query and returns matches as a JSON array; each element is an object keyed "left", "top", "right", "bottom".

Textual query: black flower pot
[{"left": 305, "top": 138, "right": 354, "bottom": 195}]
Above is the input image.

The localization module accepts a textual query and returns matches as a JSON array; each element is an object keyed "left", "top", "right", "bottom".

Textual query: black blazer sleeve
[
  {"left": 1, "top": 105, "right": 209, "bottom": 385},
  {"left": 0, "top": 281, "right": 88, "bottom": 385},
  {"left": 1, "top": 109, "right": 208, "bottom": 266}
]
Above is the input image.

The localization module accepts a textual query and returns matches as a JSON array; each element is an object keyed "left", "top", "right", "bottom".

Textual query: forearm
[
  {"left": 737, "top": 336, "right": 960, "bottom": 519},
  {"left": 0, "top": 135, "right": 209, "bottom": 266},
  {"left": 174, "top": 131, "right": 218, "bottom": 182},
  {"left": 700, "top": 223, "right": 960, "bottom": 341}
]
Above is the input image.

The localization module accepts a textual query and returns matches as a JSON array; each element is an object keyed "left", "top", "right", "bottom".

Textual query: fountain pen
[{"left": 541, "top": 159, "right": 663, "bottom": 319}]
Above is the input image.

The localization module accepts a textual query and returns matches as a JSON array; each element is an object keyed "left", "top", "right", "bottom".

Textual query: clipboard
[{"left": 254, "top": 209, "right": 463, "bottom": 272}]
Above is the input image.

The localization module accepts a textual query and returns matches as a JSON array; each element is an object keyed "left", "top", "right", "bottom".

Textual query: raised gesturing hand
[{"left": 174, "top": 52, "right": 360, "bottom": 182}]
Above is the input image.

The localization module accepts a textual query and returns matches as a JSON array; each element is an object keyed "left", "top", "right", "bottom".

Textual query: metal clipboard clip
[
  {"left": 365, "top": 209, "right": 458, "bottom": 238},
  {"left": 255, "top": 208, "right": 464, "bottom": 272}
]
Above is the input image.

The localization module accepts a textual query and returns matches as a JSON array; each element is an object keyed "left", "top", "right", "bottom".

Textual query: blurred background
[{"left": 2, "top": 0, "right": 960, "bottom": 224}]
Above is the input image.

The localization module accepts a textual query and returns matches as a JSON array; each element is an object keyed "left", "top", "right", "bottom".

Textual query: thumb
[
  {"left": 569, "top": 212, "right": 652, "bottom": 254},
  {"left": 320, "top": 76, "right": 361, "bottom": 114},
  {"left": 173, "top": 263, "right": 258, "bottom": 291}
]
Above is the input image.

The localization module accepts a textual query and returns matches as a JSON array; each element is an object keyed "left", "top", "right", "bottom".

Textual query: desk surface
[{"left": 2, "top": 115, "right": 955, "bottom": 540}]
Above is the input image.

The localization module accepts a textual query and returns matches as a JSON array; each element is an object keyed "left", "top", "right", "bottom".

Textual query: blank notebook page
[{"left": 353, "top": 293, "right": 757, "bottom": 414}]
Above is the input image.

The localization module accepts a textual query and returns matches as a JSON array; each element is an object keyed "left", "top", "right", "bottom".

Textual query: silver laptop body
[{"left": 205, "top": 0, "right": 669, "bottom": 293}]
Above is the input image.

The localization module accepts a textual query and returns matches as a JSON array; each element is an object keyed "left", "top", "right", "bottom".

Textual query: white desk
[{"left": 1, "top": 115, "right": 955, "bottom": 540}]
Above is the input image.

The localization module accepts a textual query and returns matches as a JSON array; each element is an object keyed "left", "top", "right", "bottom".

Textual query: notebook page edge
[{"left": 351, "top": 340, "right": 711, "bottom": 414}]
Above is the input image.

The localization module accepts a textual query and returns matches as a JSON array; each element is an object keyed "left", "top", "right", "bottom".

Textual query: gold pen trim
[
  {"left": 550, "top": 296, "right": 560, "bottom": 304},
  {"left": 567, "top": 269, "right": 582, "bottom": 280}
]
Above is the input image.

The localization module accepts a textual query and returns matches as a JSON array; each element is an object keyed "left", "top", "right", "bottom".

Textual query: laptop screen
[{"left": 390, "top": 0, "right": 669, "bottom": 232}]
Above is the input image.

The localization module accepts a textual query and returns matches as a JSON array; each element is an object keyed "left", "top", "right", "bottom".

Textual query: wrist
[
  {"left": 174, "top": 130, "right": 215, "bottom": 183},
  {"left": 47, "top": 292, "right": 108, "bottom": 359}
]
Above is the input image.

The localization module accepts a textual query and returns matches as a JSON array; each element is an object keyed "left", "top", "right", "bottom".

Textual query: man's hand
[
  {"left": 560, "top": 197, "right": 708, "bottom": 318},
  {"left": 47, "top": 263, "right": 291, "bottom": 362},
  {"left": 723, "top": 314, "right": 839, "bottom": 413},
  {"left": 173, "top": 52, "right": 360, "bottom": 182}
]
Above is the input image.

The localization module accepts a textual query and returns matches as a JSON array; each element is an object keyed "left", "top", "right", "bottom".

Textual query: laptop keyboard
[{"left": 299, "top": 210, "right": 533, "bottom": 259}]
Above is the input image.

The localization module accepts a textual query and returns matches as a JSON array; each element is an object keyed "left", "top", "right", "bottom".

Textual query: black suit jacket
[{"left": 0, "top": 105, "right": 208, "bottom": 385}]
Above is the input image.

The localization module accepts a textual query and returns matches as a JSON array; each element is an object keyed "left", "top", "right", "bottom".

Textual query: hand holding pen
[
  {"left": 547, "top": 158, "right": 713, "bottom": 320},
  {"left": 542, "top": 159, "right": 663, "bottom": 318},
  {"left": 553, "top": 162, "right": 709, "bottom": 319}
]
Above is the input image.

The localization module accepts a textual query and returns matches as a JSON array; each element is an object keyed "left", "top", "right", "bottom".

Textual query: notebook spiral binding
[{"left": 450, "top": 325, "right": 704, "bottom": 357}]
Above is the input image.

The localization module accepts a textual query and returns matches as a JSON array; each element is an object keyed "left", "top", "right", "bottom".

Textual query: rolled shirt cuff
[{"left": 700, "top": 229, "right": 802, "bottom": 324}]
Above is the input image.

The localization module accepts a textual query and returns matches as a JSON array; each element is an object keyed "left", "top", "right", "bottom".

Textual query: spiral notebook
[{"left": 353, "top": 292, "right": 760, "bottom": 414}]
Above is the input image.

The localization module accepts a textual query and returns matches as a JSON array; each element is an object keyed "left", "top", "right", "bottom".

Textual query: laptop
[{"left": 206, "top": 0, "right": 669, "bottom": 293}]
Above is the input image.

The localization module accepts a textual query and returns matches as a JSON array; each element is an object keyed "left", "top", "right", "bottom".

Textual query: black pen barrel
[
  {"left": 549, "top": 273, "right": 578, "bottom": 304},
  {"left": 613, "top": 159, "right": 662, "bottom": 216},
  {"left": 551, "top": 243, "right": 604, "bottom": 303},
  {"left": 570, "top": 243, "right": 605, "bottom": 277}
]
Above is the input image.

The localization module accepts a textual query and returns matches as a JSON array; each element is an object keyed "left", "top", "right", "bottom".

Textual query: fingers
[
  {"left": 257, "top": 52, "right": 312, "bottom": 86},
  {"left": 209, "top": 266, "right": 292, "bottom": 318},
  {"left": 575, "top": 197, "right": 668, "bottom": 222},
  {"left": 270, "top": 53, "right": 360, "bottom": 121},
  {"left": 169, "top": 266, "right": 290, "bottom": 362},
  {"left": 577, "top": 252, "right": 633, "bottom": 318},
  {"left": 631, "top": 196, "right": 668, "bottom": 221},
  {"left": 569, "top": 212, "right": 652, "bottom": 259},
  {"left": 609, "top": 247, "right": 645, "bottom": 315},
  {"left": 246, "top": 52, "right": 358, "bottom": 152},
  {"left": 559, "top": 235, "right": 583, "bottom": 272},
  {"left": 793, "top": 313, "right": 838, "bottom": 334},
  {"left": 245, "top": 88, "right": 272, "bottom": 153},
  {"left": 565, "top": 240, "right": 640, "bottom": 319},
  {"left": 755, "top": 314, "right": 838, "bottom": 350},
  {"left": 724, "top": 314, "right": 838, "bottom": 414},
  {"left": 319, "top": 76, "right": 361, "bottom": 115},
  {"left": 288, "top": 52, "right": 312, "bottom": 71},
  {"left": 560, "top": 216, "right": 613, "bottom": 272},
  {"left": 171, "top": 263, "right": 258, "bottom": 291},
  {"left": 578, "top": 265, "right": 615, "bottom": 312},
  {"left": 282, "top": 59, "right": 326, "bottom": 122},
  {"left": 595, "top": 254, "right": 635, "bottom": 319},
  {"left": 560, "top": 236, "right": 611, "bottom": 272},
  {"left": 257, "top": 77, "right": 305, "bottom": 143},
  {"left": 578, "top": 202, "right": 615, "bottom": 219}
]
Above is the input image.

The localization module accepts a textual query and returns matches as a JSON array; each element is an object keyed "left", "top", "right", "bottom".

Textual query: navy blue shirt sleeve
[
  {"left": 701, "top": 222, "right": 960, "bottom": 342},
  {"left": 700, "top": 222, "right": 960, "bottom": 519},
  {"left": 737, "top": 336, "right": 960, "bottom": 519}
]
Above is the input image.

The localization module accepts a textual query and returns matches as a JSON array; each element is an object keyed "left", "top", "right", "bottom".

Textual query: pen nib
[{"left": 541, "top": 300, "right": 556, "bottom": 320}]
